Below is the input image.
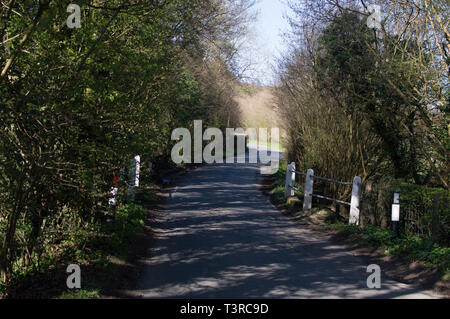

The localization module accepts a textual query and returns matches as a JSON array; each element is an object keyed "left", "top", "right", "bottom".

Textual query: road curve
[{"left": 127, "top": 152, "right": 441, "bottom": 299}]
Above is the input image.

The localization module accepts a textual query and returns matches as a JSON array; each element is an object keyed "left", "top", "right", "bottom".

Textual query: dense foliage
[
  {"left": 327, "top": 222, "right": 450, "bottom": 275},
  {"left": 276, "top": 0, "right": 449, "bottom": 220},
  {"left": 0, "top": 0, "right": 253, "bottom": 285}
]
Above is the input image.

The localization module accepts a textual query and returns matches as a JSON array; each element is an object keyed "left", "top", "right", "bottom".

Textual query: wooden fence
[{"left": 284, "top": 162, "right": 362, "bottom": 225}]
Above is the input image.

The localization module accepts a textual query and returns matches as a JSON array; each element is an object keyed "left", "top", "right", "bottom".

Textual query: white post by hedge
[
  {"left": 303, "top": 169, "right": 314, "bottom": 211},
  {"left": 284, "top": 162, "right": 296, "bottom": 199},
  {"left": 127, "top": 155, "right": 140, "bottom": 202},
  {"left": 109, "top": 186, "right": 118, "bottom": 207},
  {"left": 391, "top": 191, "right": 400, "bottom": 233},
  {"left": 349, "top": 176, "right": 362, "bottom": 225}
]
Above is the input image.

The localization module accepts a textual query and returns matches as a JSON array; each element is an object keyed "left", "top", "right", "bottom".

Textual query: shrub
[{"left": 104, "top": 204, "right": 147, "bottom": 244}]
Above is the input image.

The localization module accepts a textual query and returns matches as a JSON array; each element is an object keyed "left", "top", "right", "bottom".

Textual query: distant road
[{"left": 128, "top": 151, "right": 441, "bottom": 299}]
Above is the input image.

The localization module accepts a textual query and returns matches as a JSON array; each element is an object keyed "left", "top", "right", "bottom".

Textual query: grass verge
[
  {"left": 267, "top": 159, "right": 450, "bottom": 286},
  {"left": 325, "top": 222, "right": 450, "bottom": 279},
  {"left": 0, "top": 162, "right": 197, "bottom": 299},
  {"left": 0, "top": 202, "right": 150, "bottom": 299}
]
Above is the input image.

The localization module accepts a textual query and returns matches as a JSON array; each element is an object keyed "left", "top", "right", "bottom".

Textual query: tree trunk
[{"left": 0, "top": 171, "right": 26, "bottom": 283}]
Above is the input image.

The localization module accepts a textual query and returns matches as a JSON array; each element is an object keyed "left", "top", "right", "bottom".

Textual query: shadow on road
[{"left": 107, "top": 154, "right": 440, "bottom": 299}]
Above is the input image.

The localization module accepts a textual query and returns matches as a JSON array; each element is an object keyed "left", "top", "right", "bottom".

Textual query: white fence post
[
  {"left": 284, "top": 162, "right": 296, "bottom": 199},
  {"left": 303, "top": 169, "right": 314, "bottom": 211},
  {"left": 349, "top": 176, "right": 362, "bottom": 225},
  {"left": 127, "top": 155, "right": 140, "bottom": 202},
  {"left": 135, "top": 155, "right": 140, "bottom": 187},
  {"left": 108, "top": 177, "right": 118, "bottom": 207},
  {"left": 107, "top": 175, "right": 119, "bottom": 221},
  {"left": 391, "top": 191, "right": 400, "bottom": 233}
]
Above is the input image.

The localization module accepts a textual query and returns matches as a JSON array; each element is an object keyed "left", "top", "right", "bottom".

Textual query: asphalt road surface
[{"left": 130, "top": 151, "right": 442, "bottom": 299}]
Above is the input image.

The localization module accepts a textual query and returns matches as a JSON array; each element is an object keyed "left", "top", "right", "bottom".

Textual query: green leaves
[{"left": 0, "top": 0, "right": 248, "bottom": 287}]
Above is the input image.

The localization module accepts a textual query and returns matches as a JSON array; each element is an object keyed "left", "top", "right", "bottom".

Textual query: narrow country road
[{"left": 127, "top": 151, "right": 441, "bottom": 299}]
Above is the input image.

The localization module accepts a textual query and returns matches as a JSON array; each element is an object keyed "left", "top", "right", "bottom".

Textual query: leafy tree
[{"left": 0, "top": 0, "right": 252, "bottom": 284}]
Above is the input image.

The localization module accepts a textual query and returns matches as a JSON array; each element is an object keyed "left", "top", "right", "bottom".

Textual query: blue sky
[{"left": 243, "top": 0, "right": 291, "bottom": 85}]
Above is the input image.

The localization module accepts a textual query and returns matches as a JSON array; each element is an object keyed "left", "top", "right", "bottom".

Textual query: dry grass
[{"left": 235, "top": 86, "right": 281, "bottom": 130}]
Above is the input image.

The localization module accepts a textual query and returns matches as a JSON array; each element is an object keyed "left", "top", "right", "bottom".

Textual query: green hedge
[{"left": 391, "top": 181, "right": 449, "bottom": 245}]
